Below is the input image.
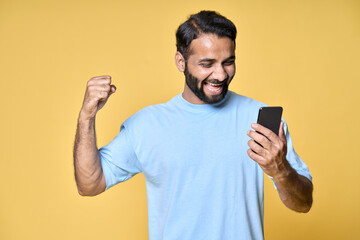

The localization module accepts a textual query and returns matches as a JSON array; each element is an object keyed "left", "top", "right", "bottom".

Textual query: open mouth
[{"left": 204, "top": 81, "right": 224, "bottom": 94}]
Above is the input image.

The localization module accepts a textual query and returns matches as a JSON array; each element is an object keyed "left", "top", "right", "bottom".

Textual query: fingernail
[
  {"left": 247, "top": 130, "right": 250, "bottom": 135},
  {"left": 251, "top": 123, "right": 257, "bottom": 128}
]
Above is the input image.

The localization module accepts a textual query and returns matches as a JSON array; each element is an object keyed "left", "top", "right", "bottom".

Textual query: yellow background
[{"left": 1, "top": 0, "right": 359, "bottom": 239}]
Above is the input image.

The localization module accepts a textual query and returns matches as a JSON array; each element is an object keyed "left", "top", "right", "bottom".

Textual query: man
[{"left": 74, "top": 10, "right": 313, "bottom": 240}]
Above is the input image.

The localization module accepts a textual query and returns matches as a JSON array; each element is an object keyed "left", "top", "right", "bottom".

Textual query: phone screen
[{"left": 257, "top": 107, "right": 283, "bottom": 135}]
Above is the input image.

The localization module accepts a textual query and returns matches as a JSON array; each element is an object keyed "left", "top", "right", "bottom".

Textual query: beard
[{"left": 184, "top": 65, "right": 233, "bottom": 104}]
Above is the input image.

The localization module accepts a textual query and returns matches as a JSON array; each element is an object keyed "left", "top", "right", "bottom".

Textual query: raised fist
[{"left": 80, "top": 75, "right": 116, "bottom": 120}]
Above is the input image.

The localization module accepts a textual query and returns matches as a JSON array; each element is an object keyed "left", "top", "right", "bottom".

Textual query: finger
[
  {"left": 251, "top": 123, "right": 278, "bottom": 143},
  {"left": 110, "top": 84, "right": 116, "bottom": 92},
  {"left": 109, "top": 85, "right": 116, "bottom": 96},
  {"left": 87, "top": 79, "right": 111, "bottom": 87},
  {"left": 91, "top": 75, "right": 111, "bottom": 80},
  {"left": 247, "top": 148, "right": 266, "bottom": 164},
  {"left": 247, "top": 130, "right": 271, "bottom": 150},
  {"left": 248, "top": 139, "right": 268, "bottom": 158},
  {"left": 87, "top": 77, "right": 111, "bottom": 87},
  {"left": 84, "top": 92, "right": 108, "bottom": 108},
  {"left": 278, "top": 121, "right": 286, "bottom": 143},
  {"left": 97, "top": 91, "right": 110, "bottom": 101},
  {"left": 86, "top": 87, "right": 110, "bottom": 100},
  {"left": 86, "top": 85, "right": 111, "bottom": 96}
]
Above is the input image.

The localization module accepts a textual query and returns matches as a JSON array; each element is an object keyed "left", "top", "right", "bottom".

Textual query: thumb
[
  {"left": 109, "top": 84, "right": 116, "bottom": 96},
  {"left": 279, "top": 120, "right": 286, "bottom": 142}
]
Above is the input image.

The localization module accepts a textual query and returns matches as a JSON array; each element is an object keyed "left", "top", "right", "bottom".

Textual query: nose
[{"left": 212, "top": 64, "right": 228, "bottom": 82}]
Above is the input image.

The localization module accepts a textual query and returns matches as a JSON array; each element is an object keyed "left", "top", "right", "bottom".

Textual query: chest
[{"left": 135, "top": 113, "right": 256, "bottom": 186}]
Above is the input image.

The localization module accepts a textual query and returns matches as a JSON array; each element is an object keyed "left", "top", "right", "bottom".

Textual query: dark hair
[{"left": 176, "top": 10, "right": 237, "bottom": 60}]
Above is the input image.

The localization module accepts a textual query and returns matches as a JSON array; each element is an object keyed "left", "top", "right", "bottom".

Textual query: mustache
[{"left": 203, "top": 75, "right": 231, "bottom": 85}]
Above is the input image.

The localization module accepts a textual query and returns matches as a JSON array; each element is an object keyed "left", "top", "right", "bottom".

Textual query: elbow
[
  {"left": 302, "top": 196, "right": 313, "bottom": 213},
  {"left": 303, "top": 182, "right": 314, "bottom": 213},
  {"left": 290, "top": 201, "right": 312, "bottom": 213},
  {"left": 76, "top": 183, "right": 103, "bottom": 197},
  {"left": 77, "top": 187, "right": 100, "bottom": 197},
  {"left": 77, "top": 186, "right": 90, "bottom": 196},
  {"left": 75, "top": 172, "right": 106, "bottom": 197},
  {"left": 299, "top": 203, "right": 312, "bottom": 213},
  {"left": 78, "top": 190, "right": 87, "bottom": 196},
  {"left": 287, "top": 189, "right": 313, "bottom": 213},
  {"left": 298, "top": 178, "right": 314, "bottom": 213},
  {"left": 296, "top": 194, "right": 313, "bottom": 213},
  {"left": 77, "top": 188, "right": 89, "bottom": 196}
]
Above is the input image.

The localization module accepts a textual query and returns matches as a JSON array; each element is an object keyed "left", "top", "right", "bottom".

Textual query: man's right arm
[{"left": 73, "top": 75, "right": 116, "bottom": 196}]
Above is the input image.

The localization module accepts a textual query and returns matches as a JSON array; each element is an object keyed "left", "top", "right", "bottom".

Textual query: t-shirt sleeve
[
  {"left": 99, "top": 124, "right": 143, "bottom": 190},
  {"left": 283, "top": 119, "right": 312, "bottom": 182}
]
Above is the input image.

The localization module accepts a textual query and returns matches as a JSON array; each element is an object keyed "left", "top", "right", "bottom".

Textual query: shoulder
[{"left": 121, "top": 95, "right": 179, "bottom": 129}]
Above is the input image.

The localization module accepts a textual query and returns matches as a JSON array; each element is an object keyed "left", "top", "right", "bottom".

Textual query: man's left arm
[{"left": 247, "top": 121, "right": 313, "bottom": 213}]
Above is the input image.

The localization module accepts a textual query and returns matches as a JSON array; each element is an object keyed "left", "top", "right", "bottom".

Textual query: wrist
[
  {"left": 78, "top": 111, "right": 96, "bottom": 130},
  {"left": 79, "top": 110, "right": 96, "bottom": 122},
  {"left": 273, "top": 160, "right": 296, "bottom": 183}
]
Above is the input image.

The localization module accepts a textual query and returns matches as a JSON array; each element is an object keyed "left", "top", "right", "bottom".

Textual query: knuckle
[
  {"left": 269, "top": 132, "right": 275, "bottom": 139},
  {"left": 87, "top": 86, "right": 97, "bottom": 94},
  {"left": 248, "top": 149, "right": 254, "bottom": 158},
  {"left": 253, "top": 143, "right": 260, "bottom": 152}
]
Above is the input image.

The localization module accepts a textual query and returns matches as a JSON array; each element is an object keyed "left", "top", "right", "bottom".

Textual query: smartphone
[{"left": 256, "top": 106, "right": 283, "bottom": 135}]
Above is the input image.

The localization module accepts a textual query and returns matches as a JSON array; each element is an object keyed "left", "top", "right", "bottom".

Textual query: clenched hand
[{"left": 80, "top": 75, "right": 116, "bottom": 120}]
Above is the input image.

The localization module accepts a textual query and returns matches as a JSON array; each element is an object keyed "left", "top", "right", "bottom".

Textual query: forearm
[
  {"left": 273, "top": 161, "right": 313, "bottom": 213},
  {"left": 73, "top": 112, "right": 106, "bottom": 196}
]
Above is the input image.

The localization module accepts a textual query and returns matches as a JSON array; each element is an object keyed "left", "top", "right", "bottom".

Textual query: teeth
[
  {"left": 205, "top": 82, "right": 223, "bottom": 93},
  {"left": 208, "top": 82, "right": 222, "bottom": 86}
]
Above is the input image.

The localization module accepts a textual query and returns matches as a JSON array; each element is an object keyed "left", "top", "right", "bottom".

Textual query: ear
[{"left": 175, "top": 51, "right": 185, "bottom": 72}]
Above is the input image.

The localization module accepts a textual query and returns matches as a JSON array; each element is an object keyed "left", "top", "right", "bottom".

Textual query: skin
[
  {"left": 74, "top": 33, "right": 313, "bottom": 213},
  {"left": 73, "top": 76, "right": 115, "bottom": 196}
]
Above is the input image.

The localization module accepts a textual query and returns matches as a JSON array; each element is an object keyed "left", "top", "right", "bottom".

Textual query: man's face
[{"left": 182, "top": 34, "right": 236, "bottom": 104}]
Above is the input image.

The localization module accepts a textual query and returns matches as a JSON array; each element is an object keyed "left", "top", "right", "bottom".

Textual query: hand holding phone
[{"left": 247, "top": 106, "right": 288, "bottom": 179}]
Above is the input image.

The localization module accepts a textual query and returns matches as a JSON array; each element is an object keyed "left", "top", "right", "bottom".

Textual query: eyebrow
[
  {"left": 222, "top": 56, "right": 236, "bottom": 63},
  {"left": 198, "top": 56, "right": 236, "bottom": 63},
  {"left": 199, "top": 58, "right": 215, "bottom": 63}
]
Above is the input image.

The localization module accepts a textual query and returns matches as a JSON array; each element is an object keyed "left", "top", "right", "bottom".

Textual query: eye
[
  {"left": 200, "top": 63, "right": 213, "bottom": 68},
  {"left": 223, "top": 61, "right": 235, "bottom": 66}
]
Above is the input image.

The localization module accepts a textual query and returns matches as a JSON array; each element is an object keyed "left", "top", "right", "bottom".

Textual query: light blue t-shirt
[{"left": 99, "top": 91, "right": 312, "bottom": 240}]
